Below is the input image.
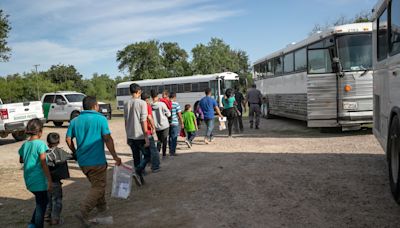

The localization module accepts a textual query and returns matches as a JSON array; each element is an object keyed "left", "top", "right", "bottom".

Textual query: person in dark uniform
[
  {"left": 246, "top": 84, "right": 262, "bottom": 129},
  {"left": 233, "top": 86, "right": 246, "bottom": 133}
]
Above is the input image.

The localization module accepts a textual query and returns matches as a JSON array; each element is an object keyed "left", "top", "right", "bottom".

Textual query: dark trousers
[
  {"left": 186, "top": 131, "right": 196, "bottom": 142},
  {"left": 234, "top": 108, "right": 244, "bottom": 132},
  {"left": 30, "top": 190, "right": 49, "bottom": 228},
  {"left": 156, "top": 128, "right": 169, "bottom": 156},
  {"left": 225, "top": 107, "right": 237, "bottom": 136},
  {"left": 46, "top": 181, "right": 63, "bottom": 220},
  {"left": 128, "top": 139, "right": 150, "bottom": 174}
]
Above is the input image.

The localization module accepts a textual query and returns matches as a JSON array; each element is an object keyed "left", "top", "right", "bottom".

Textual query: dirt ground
[{"left": 1, "top": 116, "right": 400, "bottom": 228}]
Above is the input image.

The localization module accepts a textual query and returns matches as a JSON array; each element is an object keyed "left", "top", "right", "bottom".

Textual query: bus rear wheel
[
  {"left": 388, "top": 114, "right": 400, "bottom": 204},
  {"left": 53, "top": 121, "right": 63, "bottom": 127}
]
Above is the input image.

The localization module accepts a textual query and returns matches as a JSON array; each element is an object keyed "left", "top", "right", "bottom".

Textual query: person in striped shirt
[{"left": 168, "top": 92, "right": 184, "bottom": 156}]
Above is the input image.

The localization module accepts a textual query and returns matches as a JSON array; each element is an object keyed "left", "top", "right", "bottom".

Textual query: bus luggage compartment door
[{"left": 307, "top": 73, "right": 338, "bottom": 127}]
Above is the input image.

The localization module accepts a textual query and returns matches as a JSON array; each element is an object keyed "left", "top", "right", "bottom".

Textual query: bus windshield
[{"left": 337, "top": 34, "right": 372, "bottom": 71}]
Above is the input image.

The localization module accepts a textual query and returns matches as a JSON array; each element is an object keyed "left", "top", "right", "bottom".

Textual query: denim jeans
[
  {"left": 128, "top": 139, "right": 150, "bottom": 174},
  {"left": 147, "top": 135, "right": 160, "bottom": 170},
  {"left": 187, "top": 131, "right": 196, "bottom": 143},
  {"left": 168, "top": 125, "right": 180, "bottom": 155},
  {"left": 204, "top": 118, "right": 215, "bottom": 141},
  {"left": 29, "top": 190, "right": 48, "bottom": 228},
  {"left": 46, "top": 181, "right": 63, "bottom": 220}
]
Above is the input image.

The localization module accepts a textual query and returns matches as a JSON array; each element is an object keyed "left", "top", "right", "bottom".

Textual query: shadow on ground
[{"left": 1, "top": 151, "right": 399, "bottom": 228}]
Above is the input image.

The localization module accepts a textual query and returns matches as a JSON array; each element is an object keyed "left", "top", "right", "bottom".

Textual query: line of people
[{"left": 17, "top": 83, "right": 262, "bottom": 227}]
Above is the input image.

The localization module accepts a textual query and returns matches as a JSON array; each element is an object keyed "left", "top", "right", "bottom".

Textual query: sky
[{"left": 0, "top": 0, "right": 377, "bottom": 78}]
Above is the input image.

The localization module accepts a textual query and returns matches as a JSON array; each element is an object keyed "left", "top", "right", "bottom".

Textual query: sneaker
[
  {"left": 152, "top": 168, "right": 161, "bottom": 173},
  {"left": 185, "top": 139, "right": 192, "bottom": 148},
  {"left": 210, "top": 136, "right": 215, "bottom": 142},
  {"left": 132, "top": 173, "right": 142, "bottom": 187},
  {"left": 75, "top": 213, "right": 91, "bottom": 228}
]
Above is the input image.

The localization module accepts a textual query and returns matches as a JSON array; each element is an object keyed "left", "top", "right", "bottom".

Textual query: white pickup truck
[{"left": 0, "top": 98, "right": 46, "bottom": 141}]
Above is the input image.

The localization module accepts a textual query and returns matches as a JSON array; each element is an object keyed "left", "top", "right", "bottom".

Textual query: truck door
[
  {"left": 42, "top": 95, "right": 55, "bottom": 120},
  {"left": 52, "top": 95, "right": 68, "bottom": 120}
]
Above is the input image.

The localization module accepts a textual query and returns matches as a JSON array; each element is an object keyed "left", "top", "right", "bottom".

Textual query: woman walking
[{"left": 222, "top": 89, "right": 238, "bottom": 138}]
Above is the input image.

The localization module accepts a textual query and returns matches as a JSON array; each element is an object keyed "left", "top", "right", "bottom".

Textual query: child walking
[
  {"left": 45, "top": 132, "right": 74, "bottom": 225},
  {"left": 18, "top": 118, "right": 52, "bottom": 228},
  {"left": 182, "top": 104, "right": 198, "bottom": 148}
]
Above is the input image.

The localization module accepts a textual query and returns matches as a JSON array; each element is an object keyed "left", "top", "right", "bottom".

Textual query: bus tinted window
[
  {"left": 274, "top": 57, "right": 283, "bottom": 75},
  {"left": 391, "top": 0, "right": 400, "bottom": 55},
  {"left": 378, "top": 9, "right": 388, "bottom": 60},
  {"left": 171, "top": 84, "right": 178, "bottom": 93},
  {"left": 158, "top": 85, "right": 164, "bottom": 93},
  {"left": 267, "top": 60, "right": 274, "bottom": 76},
  {"left": 178, "top": 84, "right": 184, "bottom": 93},
  {"left": 184, "top": 83, "right": 191, "bottom": 92},
  {"left": 191, "top": 83, "right": 199, "bottom": 92},
  {"left": 308, "top": 49, "right": 332, "bottom": 73},
  {"left": 295, "top": 48, "right": 307, "bottom": 71},
  {"left": 284, "top": 53, "right": 294, "bottom": 73},
  {"left": 199, "top": 82, "right": 209, "bottom": 91}
]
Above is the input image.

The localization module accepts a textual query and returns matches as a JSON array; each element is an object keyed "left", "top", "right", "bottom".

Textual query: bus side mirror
[{"left": 332, "top": 57, "right": 344, "bottom": 77}]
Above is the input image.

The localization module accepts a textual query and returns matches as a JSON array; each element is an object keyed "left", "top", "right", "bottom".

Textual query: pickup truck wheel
[
  {"left": 12, "top": 131, "right": 27, "bottom": 141},
  {"left": 53, "top": 121, "right": 64, "bottom": 127},
  {"left": 70, "top": 111, "right": 80, "bottom": 121},
  {"left": 388, "top": 115, "right": 400, "bottom": 204}
]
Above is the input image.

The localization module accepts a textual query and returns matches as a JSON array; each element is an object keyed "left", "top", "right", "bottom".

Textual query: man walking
[
  {"left": 168, "top": 92, "right": 184, "bottom": 156},
  {"left": 124, "top": 83, "right": 150, "bottom": 186},
  {"left": 66, "top": 96, "right": 121, "bottom": 226},
  {"left": 247, "top": 84, "right": 262, "bottom": 129},
  {"left": 199, "top": 88, "right": 223, "bottom": 144},
  {"left": 246, "top": 84, "right": 263, "bottom": 129},
  {"left": 234, "top": 86, "right": 246, "bottom": 133}
]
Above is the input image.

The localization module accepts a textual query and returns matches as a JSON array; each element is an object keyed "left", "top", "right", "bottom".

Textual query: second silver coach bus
[
  {"left": 116, "top": 72, "right": 239, "bottom": 110},
  {"left": 254, "top": 23, "right": 373, "bottom": 131},
  {"left": 372, "top": 0, "right": 400, "bottom": 203}
]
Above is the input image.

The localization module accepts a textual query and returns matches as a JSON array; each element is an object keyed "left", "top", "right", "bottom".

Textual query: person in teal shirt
[
  {"left": 19, "top": 118, "right": 52, "bottom": 228},
  {"left": 66, "top": 96, "right": 121, "bottom": 226},
  {"left": 182, "top": 104, "right": 198, "bottom": 148},
  {"left": 222, "top": 88, "right": 238, "bottom": 137}
]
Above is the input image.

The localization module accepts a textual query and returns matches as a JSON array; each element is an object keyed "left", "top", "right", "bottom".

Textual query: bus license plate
[{"left": 343, "top": 102, "right": 358, "bottom": 110}]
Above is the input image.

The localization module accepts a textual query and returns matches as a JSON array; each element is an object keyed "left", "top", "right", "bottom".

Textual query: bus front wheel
[{"left": 388, "top": 114, "right": 400, "bottom": 204}]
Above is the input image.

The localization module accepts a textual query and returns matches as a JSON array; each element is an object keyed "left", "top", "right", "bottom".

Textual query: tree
[
  {"left": 191, "top": 38, "right": 250, "bottom": 75},
  {"left": 0, "top": 9, "right": 11, "bottom": 62},
  {"left": 116, "top": 40, "right": 166, "bottom": 80},
  {"left": 43, "top": 64, "right": 83, "bottom": 91},
  {"left": 160, "top": 42, "right": 191, "bottom": 76},
  {"left": 84, "top": 73, "right": 116, "bottom": 100}
]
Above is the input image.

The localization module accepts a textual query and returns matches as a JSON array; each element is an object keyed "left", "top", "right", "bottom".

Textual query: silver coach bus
[
  {"left": 253, "top": 23, "right": 373, "bottom": 131},
  {"left": 372, "top": 0, "right": 400, "bottom": 203}
]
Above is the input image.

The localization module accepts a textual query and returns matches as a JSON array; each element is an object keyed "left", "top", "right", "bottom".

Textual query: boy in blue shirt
[{"left": 199, "top": 88, "right": 223, "bottom": 144}]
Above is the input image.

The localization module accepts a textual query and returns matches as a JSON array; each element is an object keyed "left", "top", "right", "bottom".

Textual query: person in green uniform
[{"left": 182, "top": 104, "right": 198, "bottom": 148}]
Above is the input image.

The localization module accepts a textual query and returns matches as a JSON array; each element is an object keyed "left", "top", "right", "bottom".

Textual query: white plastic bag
[
  {"left": 219, "top": 117, "right": 227, "bottom": 131},
  {"left": 111, "top": 164, "right": 132, "bottom": 199}
]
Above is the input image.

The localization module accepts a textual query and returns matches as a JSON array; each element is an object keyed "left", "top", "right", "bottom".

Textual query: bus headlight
[{"left": 343, "top": 102, "right": 358, "bottom": 110}]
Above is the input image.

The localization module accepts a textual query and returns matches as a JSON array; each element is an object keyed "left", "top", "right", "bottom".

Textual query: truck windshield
[
  {"left": 337, "top": 34, "right": 372, "bottom": 71},
  {"left": 65, "top": 94, "right": 86, "bottom": 103}
]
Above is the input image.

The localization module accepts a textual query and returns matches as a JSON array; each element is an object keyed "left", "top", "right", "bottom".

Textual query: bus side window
[
  {"left": 158, "top": 85, "right": 164, "bottom": 94},
  {"left": 377, "top": 8, "right": 388, "bottom": 60},
  {"left": 391, "top": 0, "right": 400, "bottom": 55},
  {"left": 191, "top": 83, "right": 199, "bottom": 92},
  {"left": 178, "top": 84, "right": 184, "bottom": 93},
  {"left": 184, "top": 83, "right": 191, "bottom": 92}
]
